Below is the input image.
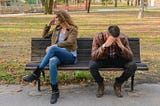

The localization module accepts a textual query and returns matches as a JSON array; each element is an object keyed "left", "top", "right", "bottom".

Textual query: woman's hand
[
  {"left": 48, "top": 18, "right": 55, "bottom": 26},
  {"left": 45, "top": 46, "right": 51, "bottom": 53},
  {"left": 45, "top": 45, "right": 57, "bottom": 53}
]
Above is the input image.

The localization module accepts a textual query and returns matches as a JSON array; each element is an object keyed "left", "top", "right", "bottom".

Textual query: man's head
[{"left": 108, "top": 25, "right": 120, "bottom": 37}]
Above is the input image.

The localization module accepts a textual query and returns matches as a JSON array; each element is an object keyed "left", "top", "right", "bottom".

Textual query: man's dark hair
[{"left": 108, "top": 25, "right": 120, "bottom": 37}]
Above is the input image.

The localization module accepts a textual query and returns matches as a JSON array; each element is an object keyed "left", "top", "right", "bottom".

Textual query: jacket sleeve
[
  {"left": 120, "top": 37, "right": 133, "bottom": 61},
  {"left": 91, "top": 35, "right": 108, "bottom": 61},
  {"left": 57, "top": 28, "right": 78, "bottom": 48},
  {"left": 41, "top": 24, "right": 53, "bottom": 38}
]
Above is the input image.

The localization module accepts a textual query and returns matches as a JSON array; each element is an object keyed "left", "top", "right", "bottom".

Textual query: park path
[
  {"left": 0, "top": 83, "right": 160, "bottom": 106},
  {"left": 1, "top": 6, "right": 160, "bottom": 17}
]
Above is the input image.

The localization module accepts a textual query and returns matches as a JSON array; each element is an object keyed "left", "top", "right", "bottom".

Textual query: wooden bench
[{"left": 25, "top": 38, "right": 148, "bottom": 91}]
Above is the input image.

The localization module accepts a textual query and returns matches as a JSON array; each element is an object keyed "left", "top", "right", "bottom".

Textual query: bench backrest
[{"left": 31, "top": 38, "right": 141, "bottom": 63}]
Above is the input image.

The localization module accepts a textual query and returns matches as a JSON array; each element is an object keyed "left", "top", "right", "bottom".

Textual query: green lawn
[{"left": 0, "top": 10, "right": 160, "bottom": 84}]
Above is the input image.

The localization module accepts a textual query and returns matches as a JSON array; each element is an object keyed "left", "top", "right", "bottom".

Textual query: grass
[{"left": 0, "top": 9, "right": 160, "bottom": 85}]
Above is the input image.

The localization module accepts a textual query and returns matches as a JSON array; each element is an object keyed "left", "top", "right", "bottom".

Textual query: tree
[
  {"left": 87, "top": 0, "right": 91, "bottom": 13},
  {"left": 65, "top": 0, "right": 69, "bottom": 10},
  {"left": 114, "top": 0, "right": 117, "bottom": 7},
  {"left": 44, "top": 0, "right": 53, "bottom": 14},
  {"left": 138, "top": 0, "right": 145, "bottom": 19},
  {"left": 40, "top": 0, "right": 45, "bottom": 6}
]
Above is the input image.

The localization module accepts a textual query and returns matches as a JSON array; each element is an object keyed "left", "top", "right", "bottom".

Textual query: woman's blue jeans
[{"left": 39, "top": 46, "right": 75, "bottom": 85}]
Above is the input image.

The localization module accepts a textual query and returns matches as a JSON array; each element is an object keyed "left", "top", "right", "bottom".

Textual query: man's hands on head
[
  {"left": 103, "top": 35, "right": 116, "bottom": 48},
  {"left": 103, "top": 35, "right": 125, "bottom": 51},
  {"left": 115, "top": 37, "right": 125, "bottom": 50}
]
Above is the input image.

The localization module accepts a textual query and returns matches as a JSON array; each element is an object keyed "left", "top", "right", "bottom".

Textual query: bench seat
[{"left": 25, "top": 61, "right": 148, "bottom": 71}]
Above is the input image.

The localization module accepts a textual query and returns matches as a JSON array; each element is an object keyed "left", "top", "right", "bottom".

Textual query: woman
[{"left": 23, "top": 10, "right": 78, "bottom": 104}]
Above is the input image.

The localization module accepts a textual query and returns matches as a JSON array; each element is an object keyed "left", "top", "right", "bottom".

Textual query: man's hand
[
  {"left": 115, "top": 38, "right": 125, "bottom": 51},
  {"left": 103, "top": 35, "right": 116, "bottom": 48}
]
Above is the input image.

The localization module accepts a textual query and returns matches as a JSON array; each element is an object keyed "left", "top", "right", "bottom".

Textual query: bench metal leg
[
  {"left": 131, "top": 74, "right": 135, "bottom": 92},
  {"left": 37, "top": 79, "right": 41, "bottom": 92}
]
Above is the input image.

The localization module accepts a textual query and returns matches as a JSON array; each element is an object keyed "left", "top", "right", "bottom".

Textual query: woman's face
[{"left": 54, "top": 15, "right": 60, "bottom": 25}]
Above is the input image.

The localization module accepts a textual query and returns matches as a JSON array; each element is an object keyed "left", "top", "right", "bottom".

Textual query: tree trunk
[
  {"left": 65, "top": 0, "right": 69, "bottom": 6},
  {"left": 40, "top": 0, "right": 45, "bottom": 6},
  {"left": 44, "top": 0, "right": 49, "bottom": 14},
  {"left": 44, "top": 0, "right": 53, "bottom": 14},
  {"left": 65, "top": 0, "right": 69, "bottom": 10},
  {"left": 114, "top": 0, "right": 117, "bottom": 7},
  {"left": 135, "top": 0, "right": 140, "bottom": 6},
  {"left": 105, "top": 0, "right": 107, "bottom": 7},
  {"left": 53, "top": 0, "right": 57, "bottom": 9},
  {"left": 131, "top": 0, "right": 133, "bottom": 6},
  {"left": 87, "top": 0, "right": 91, "bottom": 13},
  {"left": 135, "top": 0, "right": 137, "bottom": 6},
  {"left": 138, "top": 0, "right": 140, "bottom": 5},
  {"left": 138, "top": 0, "right": 144, "bottom": 19},
  {"left": 127, "top": 0, "right": 130, "bottom": 6},
  {"left": 85, "top": 0, "right": 88, "bottom": 10},
  {"left": 48, "top": 0, "right": 53, "bottom": 14}
]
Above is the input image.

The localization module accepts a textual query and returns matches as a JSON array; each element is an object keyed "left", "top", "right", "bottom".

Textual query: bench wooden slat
[{"left": 25, "top": 61, "right": 148, "bottom": 71}]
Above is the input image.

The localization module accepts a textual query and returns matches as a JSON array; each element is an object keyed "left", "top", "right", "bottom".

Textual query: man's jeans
[
  {"left": 39, "top": 46, "right": 75, "bottom": 85},
  {"left": 89, "top": 57, "right": 137, "bottom": 84}
]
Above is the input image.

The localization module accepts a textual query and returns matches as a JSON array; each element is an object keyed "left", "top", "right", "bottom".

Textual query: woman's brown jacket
[{"left": 42, "top": 25, "right": 78, "bottom": 51}]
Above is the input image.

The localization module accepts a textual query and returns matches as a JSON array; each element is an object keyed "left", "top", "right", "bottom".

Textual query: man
[{"left": 89, "top": 25, "right": 137, "bottom": 98}]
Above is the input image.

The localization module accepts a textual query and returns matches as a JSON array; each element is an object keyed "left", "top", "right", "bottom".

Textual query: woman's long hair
[{"left": 54, "top": 10, "right": 77, "bottom": 29}]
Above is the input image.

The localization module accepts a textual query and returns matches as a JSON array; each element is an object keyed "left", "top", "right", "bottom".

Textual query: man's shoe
[
  {"left": 96, "top": 82, "right": 105, "bottom": 98},
  {"left": 113, "top": 81, "right": 123, "bottom": 97}
]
